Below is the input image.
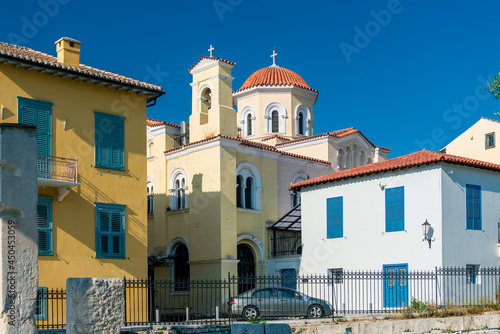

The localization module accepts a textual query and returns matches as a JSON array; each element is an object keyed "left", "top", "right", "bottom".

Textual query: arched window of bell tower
[
  {"left": 298, "top": 112, "right": 304, "bottom": 135},
  {"left": 199, "top": 87, "right": 212, "bottom": 125}
]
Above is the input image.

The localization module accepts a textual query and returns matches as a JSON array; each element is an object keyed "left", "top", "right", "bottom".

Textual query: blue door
[
  {"left": 281, "top": 269, "right": 297, "bottom": 290},
  {"left": 383, "top": 264, "right": 408, "bottom": 308}
]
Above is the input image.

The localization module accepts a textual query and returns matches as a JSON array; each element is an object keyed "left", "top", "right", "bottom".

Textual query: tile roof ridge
[
  {"left": 188, "top": 56, "right": 236, "bottom": 72},
  {"left": 164, "top": 134, "right": 330, "bottom": 164},
  {"left": 0, "top": 41, "right": 164, "bottom": 93},
  {"left": 147, "top": 118, "right": 181, "bottom": 128},
  {"left": 480, "top": 116, "right": 500, "bottom": 124},
  {"left": 291, "top": 149, "right": 500, "bottom": 190}
]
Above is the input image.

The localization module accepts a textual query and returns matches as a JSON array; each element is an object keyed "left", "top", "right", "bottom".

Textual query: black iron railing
[
  {"left": 124, "top": 267, "right": 500, "bottom": 326},
  {"left": 37, "top": 155, "right": 78, "bottom": 183},
  {"left": 36, "top": 288, "right": 66, "bottom": 329}
]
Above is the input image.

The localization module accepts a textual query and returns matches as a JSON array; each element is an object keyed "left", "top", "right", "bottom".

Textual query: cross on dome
[
  {"left": 271, "top": 49, "right": 278, "bottom": 66},
  {"left": 208, "top": 45, "right": 214, "bottom": 57}
]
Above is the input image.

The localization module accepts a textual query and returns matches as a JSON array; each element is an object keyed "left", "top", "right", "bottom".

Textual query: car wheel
[
  {"left": 243, "top": 305, "right": 259, "bottom": 320},
  {"left": 307, "top": 305, "right": 324, "bottom": 318}
]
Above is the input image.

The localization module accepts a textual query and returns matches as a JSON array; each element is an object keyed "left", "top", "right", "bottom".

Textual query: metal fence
[
  {"left": 36, "top": 288, "right": 66, "bottom": 330},
  {"left": 124, "top": 278, "right": 230, "bottom": 326},
  {"left": 333, "top": 267, "right": 500, "bottom": 315},
  {"left": 125, "top": 267, "right": 500, "bottom": 326}
]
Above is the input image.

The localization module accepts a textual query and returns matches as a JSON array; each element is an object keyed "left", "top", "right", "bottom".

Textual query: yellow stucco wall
[
  {"left": 0, "top": 63, "right": 149, "bottom": 288},
  {"left": 444, "top": 118, "right": 500, "bottom": 164}
]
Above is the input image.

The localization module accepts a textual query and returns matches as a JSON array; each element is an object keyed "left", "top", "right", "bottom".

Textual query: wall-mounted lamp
[{"left": 422, "top": 220, "right": 434, "bottom": 248}]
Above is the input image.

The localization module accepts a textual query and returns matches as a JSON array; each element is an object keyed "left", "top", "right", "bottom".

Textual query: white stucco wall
[
  {"left": 441, "top": 165, "right": 500, "bottom": 268},
  {"left": 300, "top": 165, "right": 444, "bottom": 275}
]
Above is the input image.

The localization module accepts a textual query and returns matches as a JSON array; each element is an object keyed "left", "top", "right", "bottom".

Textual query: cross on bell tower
[
  {"left": 271, "top": 49, "right": 278, "bottom": 66},
  {"left": 208, "top": 45, "right": 214, "bottom": 57}
]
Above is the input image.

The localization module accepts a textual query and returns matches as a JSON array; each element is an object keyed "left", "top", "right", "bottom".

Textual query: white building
[{"left": 293, "top": 150, "right": 500, "bottom": 308}]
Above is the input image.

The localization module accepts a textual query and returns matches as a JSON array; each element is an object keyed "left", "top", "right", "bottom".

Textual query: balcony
[{"left": 37, "top": 155, "right": 79, "bottom": 201}]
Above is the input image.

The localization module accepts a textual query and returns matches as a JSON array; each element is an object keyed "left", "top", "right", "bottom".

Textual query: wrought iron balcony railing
[{"left": 37, "top": 155, "right": 78, "bottom": 183}]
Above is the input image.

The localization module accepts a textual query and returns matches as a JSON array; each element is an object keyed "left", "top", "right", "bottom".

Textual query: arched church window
[
  {"left": 236, "top": 175, "right": 243, "bottom": 208},
  {"left": 247, "top": 113, "right": 252, "bottom": 136},
  {"left": 147, "top": 181, "right": 154, "bottom": 215},
  {"left": 298, "top": 112, "right": 304, "bottom": 135},
  {"left": 170, "top": 169, "right": 188, "bottom": 210},
  {"left": 173, "top": 243, "right": 190, "bottom": 291},
  {"left": 200, "top": 87, "right": 211, "bottom": 125},
  {"left": 272, "top": 110, "right": 279, "bottom": 133},
  {"left": 236, "top": 162, "right": 261, "bottom": 211},
  {"left": 148, "top": 141, "right": 154, "bottom": 158},
  {"left": 291, "top": 191, "right": 300, "bottom": 208},
  {"left": 245, "top": 177, "right": 253, "bottom": 209}
]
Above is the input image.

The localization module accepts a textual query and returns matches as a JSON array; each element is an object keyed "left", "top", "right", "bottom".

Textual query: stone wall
[
  {"left": 66, "top": 278, "right": 125, "bottom": 334},
  {"left": 0, "top": 124, "right": 38, "bottom": 334}
]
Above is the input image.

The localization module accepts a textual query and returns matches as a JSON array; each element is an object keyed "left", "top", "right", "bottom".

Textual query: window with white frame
[
  {"left": 265, "top": 102, "right": 286, "bottom": 134},
  {"left": 169, "top": 169, "right": 188, "bottom": 210},
  {"left": 236, "top": 162, "right": 261, "bottom": 211},
  {"left": 290, "top": 173, "right": 307, "bottom": 208},
  {"left": 240, "top": 106, "right": 255, "bottom": 137},
  {"left": 147, "top": 180, "right": 154, "bottom": 215},
  {"left": 295, "top": 105, "right": 311, "bottom": 136},
  {"left": 147, "top": 139, "right": 154, "bottom": 158}
]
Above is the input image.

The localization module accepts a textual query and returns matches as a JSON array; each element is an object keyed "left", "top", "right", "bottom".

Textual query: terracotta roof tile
[
  {"left": 260, "top": 135, "right": 292, "bottom": 142},
  {"left": 276, "top": 127, "right": 391, "bottom": 150},
  {"left": 480, "top": 116, "right": 500, "bottom": 124},
  {"left": 0, "top": 42, "right": 163, "bottom": 97},
  {"left": 164, "top": 135, "right": 331, "bottom": 165},
  {"left": 147, "top": 118, "right": 181, "bottom": 128},
  {"left": 234, "top": 65, "right": 318, "bottom": 94},
  {"left": 290, "top": 150, "right": 500, "bottom": 191},
  {"left": 188, "top": 56, "right": 236, "bottom": 72}
]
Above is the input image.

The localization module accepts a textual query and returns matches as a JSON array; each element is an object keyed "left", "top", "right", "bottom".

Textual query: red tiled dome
[{"left": 234, "top": 66, "right": 318, "bottom": 94}]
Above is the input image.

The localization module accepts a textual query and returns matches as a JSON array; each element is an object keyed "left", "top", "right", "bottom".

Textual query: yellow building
[
  {"left": 442, "top": 117, "right": 500, "bottom": 164},
  {"left": 147, "top": 50, "right": 390, "bottom": 287},
  {"left": 0, "top": 38, "right": 163, "bottom": 305}
]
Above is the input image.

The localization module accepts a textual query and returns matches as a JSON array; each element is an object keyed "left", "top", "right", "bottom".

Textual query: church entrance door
[{"left": 237, "top": 244, "right": 255, "bottom": 294}]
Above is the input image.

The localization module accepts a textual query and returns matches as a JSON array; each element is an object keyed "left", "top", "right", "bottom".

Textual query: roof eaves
[{"left": 0, "top": 49, "right": 164, "bottom": 101}]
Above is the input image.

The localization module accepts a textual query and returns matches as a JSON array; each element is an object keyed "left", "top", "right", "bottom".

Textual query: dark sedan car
[{"left": 230, "top": 287, "right": 333, "bottom": 320}]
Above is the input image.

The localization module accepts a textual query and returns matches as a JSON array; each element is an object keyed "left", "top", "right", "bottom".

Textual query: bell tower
[{"left": 188, "top": 48, "right": 237, "bottom": 142}]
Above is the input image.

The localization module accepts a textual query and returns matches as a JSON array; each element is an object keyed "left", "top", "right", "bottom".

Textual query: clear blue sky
[{"left": 3, "top": 0, "right": 500, "bottom": 157}]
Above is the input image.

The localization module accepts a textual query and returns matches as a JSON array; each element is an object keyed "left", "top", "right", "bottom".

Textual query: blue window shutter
[
  {"left": 95, "top": 203, "right": 125, "bottom": 258},
  {"left": 327, "top": 197, "right": 343, "bottom": 238},
  {"left": 95, "top": 112, "right": 125, "bottom": 170},
  {"left": 386, "top": 187, "right": 404, "bottom": 232},
  {"left": 37, "top": 197, "right": 53, "bottom": 256},
  {"left": 18, "top": 97, "right": 52, "bottom": 157},
  {"left": 35, "top": 287, "right": 47, "bottom": 320},
  {"left": 466, "top": 185, "right": 481, "bottom": 230}
]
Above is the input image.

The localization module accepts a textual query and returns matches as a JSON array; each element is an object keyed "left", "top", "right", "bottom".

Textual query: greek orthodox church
[{"left": 146, "top": 48, "right": 390, "bottom": 284}]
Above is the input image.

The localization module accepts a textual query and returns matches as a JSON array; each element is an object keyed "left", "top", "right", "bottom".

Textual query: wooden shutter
[
  {"left": 19, "top": 98, "right": 52, "bottom": 156},
  {"left": 37, "top": 197, "right": 53, "bottom": 256},
  {"left": 386, "top": 187, "right": 404, "bottom": 232},
  {"left": 327, "top": 197, "right": 343, "bottom": 238},
  {"left": 466, "top": 185, "right": 481, "bottom": 230},
  {"left": 96, "top": 204, "right": 125, "bottom": 258},
  {"left": 95, "top": 113, "right": 124, "bottom": 170}
]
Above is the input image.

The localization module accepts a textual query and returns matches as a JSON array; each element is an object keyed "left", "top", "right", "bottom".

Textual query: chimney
[{"left": 55, "top": 37, "right": 81, "bottom": 68}]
